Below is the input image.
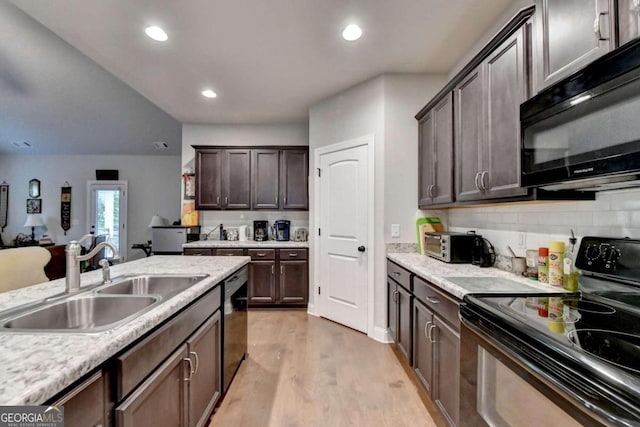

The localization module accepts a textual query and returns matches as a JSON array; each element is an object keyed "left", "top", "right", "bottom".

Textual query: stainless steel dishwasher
[{"left": 221, "top": 266, "right": 248, "bottom": 394}]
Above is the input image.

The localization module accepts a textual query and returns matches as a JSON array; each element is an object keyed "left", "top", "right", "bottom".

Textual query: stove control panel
[{"left": 576, "top": 237, "right": 639, "bottom": 281}]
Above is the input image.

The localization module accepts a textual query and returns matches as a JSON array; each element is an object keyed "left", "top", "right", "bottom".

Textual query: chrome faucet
[{"left": 65, "top": 234, "right": 121, "bottom": 293}]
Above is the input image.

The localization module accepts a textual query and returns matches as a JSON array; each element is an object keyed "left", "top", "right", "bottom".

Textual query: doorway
[
  {"left": 314, "top": 135, "right": 374, "bottom": 335},
  {"left": 87, "top": 181, "right": 127, "bottom": 260}
]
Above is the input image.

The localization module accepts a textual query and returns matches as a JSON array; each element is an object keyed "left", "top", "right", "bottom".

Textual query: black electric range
[{"left": 461, "top": 237, "right": 640, "bottom": 426}]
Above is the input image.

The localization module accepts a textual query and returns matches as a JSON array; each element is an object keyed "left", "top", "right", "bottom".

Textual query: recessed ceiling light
[
  {"left": 145, "top": 26, "right": 168, "bottom": 42},
  {"left": 201, "top": 89, "right": 217, "bottom": 99},
  {"left": 342, "top": 24, "right": 362, "bottom": 41}
]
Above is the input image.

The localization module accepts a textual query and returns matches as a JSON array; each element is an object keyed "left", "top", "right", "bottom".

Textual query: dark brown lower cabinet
[
  {"left": 187, "top": 312, "right": 222, "bottom": 427},
  {"left": 249, "top": 260, "right": 276, "bottom": 304},
  {"left": 387, "top": 279, "right": 398, "bottom": 343},
  {"left": 387, "top": 278, "right": 413, "bottom": 365},
  {"left": 54, "top": 370, "right": 110, "bottom": 427},
  {"left": 116, "top": 345, "right": 188, "bottom": 427},
  {"left": 413, "top": 300, "right": 435, "bottom": 395},
  {"left": 279, "top": 260, "right": 308, "bottom": 304},
  {"left": 434, "top": 316, "right": 460, "bottom": 427}
]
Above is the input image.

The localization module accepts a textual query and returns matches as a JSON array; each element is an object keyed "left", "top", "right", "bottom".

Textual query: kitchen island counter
[{"left": 0, "top": 255, "right": 249, "bottom": 405}]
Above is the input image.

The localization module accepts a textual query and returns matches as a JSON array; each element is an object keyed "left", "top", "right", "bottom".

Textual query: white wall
[
  {"left": 181, "top": 123, "right": 310, "bottom": 232},
  {"left": 0, "top": 154, "right": 181, "bottom": 260},
  {"left": 308, "top": 73, "right": 446, "bottom": 340},
  {"left": 449, "top": 188, "right": 640, "bottom": 257}
]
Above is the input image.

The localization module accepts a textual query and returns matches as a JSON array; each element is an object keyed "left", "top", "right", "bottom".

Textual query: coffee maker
[
  {"left": 253, "top": 220, "right": 268, "bottom": 241},
  {"left": 274, "top": 220, "right": 290, "bottom": 241}
]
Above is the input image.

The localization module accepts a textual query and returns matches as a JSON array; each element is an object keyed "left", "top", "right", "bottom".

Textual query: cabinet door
[
  {"left": 619, "top": 0, "right": 640, "bottom": 46},
  {"left": 397, "top": 284, "right": 413, "bottom": 365},
  {"left": 183, "top": 248, "right": 213, "bottom": 256},
  {"left": 413, "top": 300, "right": 434, "bottom": 396},
  {"left": 418, "top": 113, "right": 435, "bottom": 207},
  {"left": 187, "top": 312, "right": 221, "bottom": 427},
  {"left": 224, "top": 149, "right": 251, "bottom": 209},
  {"left": 279, "top": 260, "right": 308, "bottom": 304},
  {"left": 116, "top": 346, "right": 188, "bottom": 427},
  {"left": 534, "top": 0, "right": 615, "bottom": 91},
  {"left": 252, "top": 149, "right": 280, "bottom": 209},
  {"left": 387, "top": 280, "right": 398, "bottom": 343},
  {"left": 455, "top": 68, "right": 484, "bottom": 202},
  {"left": 196, "top": 150, "right": 223, "bottom": 210},
  {"left": 484, "top": 26, "right": 528, "bottom": 200},
  {"left": 280, "top": 149, "right": 308, "bottom": 210},
  {"left": 432, "top": 93, "right": 454, "bottom": 205},
  {"left": 54, "top": 371, "right": 108, "bottom": 427},
  {"left": 248, "top": 260, "right": 276, "bottom": 304},
  {"left": 434, "top": 317, "right": 460, "bottom": 427}
]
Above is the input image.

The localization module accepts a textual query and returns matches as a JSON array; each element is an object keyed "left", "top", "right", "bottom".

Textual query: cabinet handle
[
  {"left": 257, "top": 253, "right": 266, "bottom": 257},
  {"left": 183, "top": 357, "right": 194, "bottom": 381},
  {"left": 284, "top": 196, "right": 288, "bottom": 205},
  {"left": 428, "top": 324, "right": 437, "bottom": 343},
  {"left": 271, "top": 265, "right": 275, "bottom": 275},
  {"left": 392, "top": 289, "right": 399, "bottom": 303},
  {"left": 225, "top": 196, "right": 228, "bottom": 206},
  {"left": 480, "top": 171, "right": 488, "bottom": 190},
  {"left": 426, "top": 184, "right": 432, "bottom": 198},
  {"left": 289, "top": 252, "right": 298, "bottom": 257},
  {"left": 426, "top": 296, "right": 440, "bottom": 304},
  {"left": 190, "top": 351, "right": 199, "bottom": 374},
  {"left": 275, "top": 197, "right": 278, "bottom": 205},
  {"left": 280, "top": 265, "right": 284, "bottom": 275},
  {"left": 431, "top": 185, "right": 437, "bottom": 198},
  {"left": 474, "top": 172, "right": 481, "bottom": 191},
  {"left": 391, "top": 271, "right": 401, "bottom": 277},
  {"left": 424, "top": 321, "right": 432, "bottom": 340}
]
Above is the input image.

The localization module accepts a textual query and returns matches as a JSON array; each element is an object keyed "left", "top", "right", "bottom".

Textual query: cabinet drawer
[
  {"left": 248, "top": 249, "right": 275, "bottom": 260},
  {"left": 183, "top": 248, "right": 213, "bottom": 256},
  {"left": 216, "top": 248, "right": 245, "bottom": 256},
  {"left": 387, "top": 260, "right": 412, "bottom": 291},
  {"left": 279, "top": 249, "right": 307, "bottom": 260},
  {"left": 413, "top": 276, "right": 459, "bottom": 330},
  {"left": 117, "top": 286, "right": 221, "bottom": 400}
]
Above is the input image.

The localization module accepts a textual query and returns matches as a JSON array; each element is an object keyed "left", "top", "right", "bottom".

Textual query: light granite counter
[
  {"left": 0, "top": 255, "right": 249, "bottom": 405},
  {"left": 387, "top": 252, "right": 565, "bottom": 300},
  {"left": 184, "top": 239, "right": 308, "bottom": 249}
]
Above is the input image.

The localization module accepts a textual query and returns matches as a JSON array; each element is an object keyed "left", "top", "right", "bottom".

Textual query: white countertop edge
[
  {"left": 0, "top": 255, "right": 250, "bottom": 405},
  {"left": 386, "top": 252, "right": 562, "bottom": 300}
]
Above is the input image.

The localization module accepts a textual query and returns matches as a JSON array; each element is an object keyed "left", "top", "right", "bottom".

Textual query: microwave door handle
[{"left": 594, "top": 1, "right": 609, "bottom": 41}]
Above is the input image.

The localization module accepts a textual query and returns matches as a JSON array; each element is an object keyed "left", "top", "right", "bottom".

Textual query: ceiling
[{"left": 11, "top": 0, "right": 514, "bottom": 125}]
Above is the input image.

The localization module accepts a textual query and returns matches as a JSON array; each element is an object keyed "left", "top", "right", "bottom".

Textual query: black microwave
[
  {"left": 424, "top": 232, "right": 475, "bottom": 263},
  {"left": 521, "top": 37, "right": 640, "bottom": 191}
]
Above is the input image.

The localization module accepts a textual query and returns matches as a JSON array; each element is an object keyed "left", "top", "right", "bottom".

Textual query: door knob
[{"left": 358, "top": 246, "right": 366, "bottom": 252}]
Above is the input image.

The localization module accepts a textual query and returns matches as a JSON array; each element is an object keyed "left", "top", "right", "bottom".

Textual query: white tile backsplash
[{"left": 448, "top": 188, "right": 640, "bottom": 256}]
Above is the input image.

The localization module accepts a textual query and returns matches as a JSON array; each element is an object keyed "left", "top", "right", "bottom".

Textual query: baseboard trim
[
  {"left": 306, "top": 303, "right": 319, "bottom": 317},
  {"left": 374, "top": 326, "right": 393, "bottom": 343}
]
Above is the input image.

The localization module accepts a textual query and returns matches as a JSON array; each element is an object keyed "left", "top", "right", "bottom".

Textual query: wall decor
[
  {"left": 0, "top": 182, "right": 8, "bottom": 232},
  {"left": 28, "top": 179, "right": 40, "bottom": 198},
  {"left": 61, "top": 183, "right": 72, "bottom": 235},
  {"left": 183, "top": 173, "right": 196, "bottom": 200},
  {"left": 26, "top": 198, "right": 41, "bottom": 214}
]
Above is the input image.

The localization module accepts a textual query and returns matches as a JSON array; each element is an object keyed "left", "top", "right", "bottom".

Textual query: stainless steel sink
[
  {"left": 1, "top": 295, "right": 159, "bottom": 332},
  {"left": 97, "top": 274, "right": 208, "bottom": 297}
]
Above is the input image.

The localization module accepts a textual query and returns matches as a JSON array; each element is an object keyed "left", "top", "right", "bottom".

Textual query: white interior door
[
  {"left": 317, "top": 141, "right": 370, "bottom": 333},
  {"left": 87, "top": 181, "right": 127, "bottom": 260}
]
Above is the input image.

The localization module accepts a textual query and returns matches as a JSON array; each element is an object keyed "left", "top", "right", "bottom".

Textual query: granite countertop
[
  {"left": 0, "top": 255, "right": 249, "bottom": 405},
  {"left": 184, "top": 239, "right": 309, "bottom": 249},
  {"left": 387, "top": 252, "right": 564, "bottom": 300}
]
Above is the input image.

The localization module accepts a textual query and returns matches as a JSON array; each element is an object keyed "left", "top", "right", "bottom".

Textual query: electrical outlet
[
  {"left": 391, "top": 224, "right": 400, "bottom": 238},
  {"left": 517, "top": 232, "right": 526, "bottom": 249}
]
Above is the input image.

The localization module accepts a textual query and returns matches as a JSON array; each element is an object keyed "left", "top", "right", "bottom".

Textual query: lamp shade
[
  {"left": 24, "top": 214, "right": 44, "bottom": 228},
  {"left": 148, "top": 214, "right": 168, "bottom": 227}
]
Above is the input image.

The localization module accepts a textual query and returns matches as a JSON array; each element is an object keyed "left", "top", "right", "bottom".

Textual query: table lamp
[
  {"left": 148, "top": 214, "right": 168, "bottom": 227},
  {"left": 24, "top": 214, "right": 44, "bottom": 243}
]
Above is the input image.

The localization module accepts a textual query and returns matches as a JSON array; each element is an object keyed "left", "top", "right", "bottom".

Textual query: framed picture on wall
[
  {"left": 183, "top": 173, "right": 196, "bottom": 200},
  {"left": 26, "top": 198, "right": 41, "bottom": 214}
]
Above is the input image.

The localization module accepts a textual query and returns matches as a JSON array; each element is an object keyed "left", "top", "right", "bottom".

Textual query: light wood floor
[{"left": 209, "top": 311, "right": 440, "bottom": 427}]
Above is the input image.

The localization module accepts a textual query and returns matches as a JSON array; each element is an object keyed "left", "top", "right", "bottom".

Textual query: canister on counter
[
  {"left": 538, "top": 247, "right": 549, "bottom": 283},
  {"left": 548, "top": 242, "right": 565, "bottom": 287}
]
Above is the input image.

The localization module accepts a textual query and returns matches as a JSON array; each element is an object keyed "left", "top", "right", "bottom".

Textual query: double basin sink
[{"left": 0, "top": 274, "right": 208, "bottom": 333}]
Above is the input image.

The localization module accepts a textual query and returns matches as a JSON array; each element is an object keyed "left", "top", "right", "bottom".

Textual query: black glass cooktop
[{"left": 461, "top": 237, "right": 640, "bottom": 426}]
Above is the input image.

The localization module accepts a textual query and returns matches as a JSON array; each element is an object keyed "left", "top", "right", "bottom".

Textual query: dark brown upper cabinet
[
  {"left": 280, "top": 149, "right": 309, "bottom": 210},
  {"left": 455, "top": 25, "right": 529, "bottom": 202},
  {"left": 194, "top": 146, "right": 308, "bottom": 211},
  {"left": 195, "top": 149, "right": 250, "bottom": 210},
  {"left": 533, "top": 0, "right": 615, "bottom": 92},
  {"left": 418, "top": 93, "right": 454, "bottom": 208},
  {"left": 252, "top": 149, "right": 280, "bottom": 209}
]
